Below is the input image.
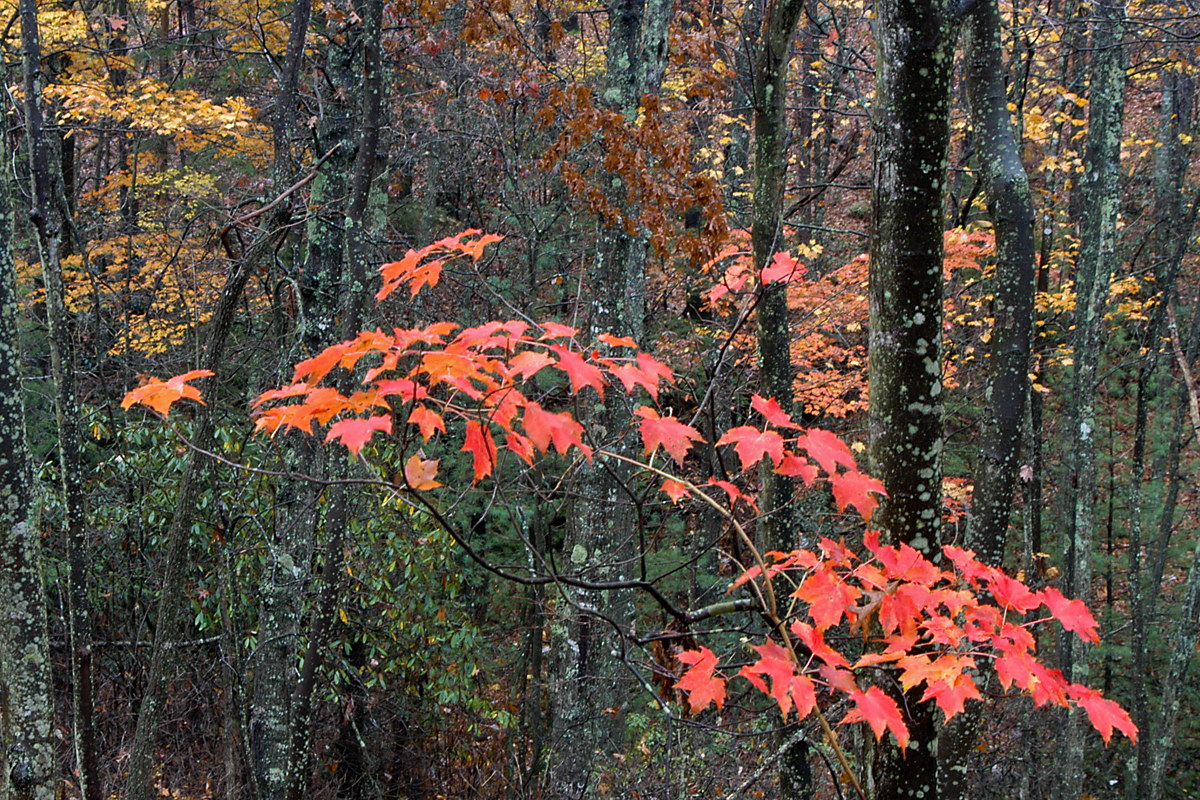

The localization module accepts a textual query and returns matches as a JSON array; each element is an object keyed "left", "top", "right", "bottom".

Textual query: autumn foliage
[{"left": 124, "top": 230, "right": 1136, "bottom": 752}]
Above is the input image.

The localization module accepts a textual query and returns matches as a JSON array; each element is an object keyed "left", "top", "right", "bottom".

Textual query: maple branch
[{"left": 598, "top": 449, "right": 777, "bottom": 619}]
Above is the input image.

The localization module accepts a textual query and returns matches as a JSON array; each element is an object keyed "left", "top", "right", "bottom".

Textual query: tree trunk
[
  {"left": 18, "top": 3, "right": 99, "bottom": 798},
  {"left": 1055, "top": 1, "right": 1124, "bottom": 795},
  {"left": 866, "top": 0, "right": 954, "bottom": 793},
  {"left": 548, "top": 2, "right": 671, "bottom": 797},
  {"left": 0, "top": 81, "right": 54, "bottom": 800},
  {"left": 938, "top": 2, "right": 1038, "bottom": 796}
]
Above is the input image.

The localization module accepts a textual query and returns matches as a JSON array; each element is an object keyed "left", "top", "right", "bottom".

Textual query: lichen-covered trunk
[
  {"left": 866, "top": 0, "right": 954, "bottom": 793},
  {"left": 939, "top": 3, "right": 1037, "bottom": 796},
  {"left": 283, "top": 2, "right": 382, "bottom": 795},
  {"left": 0, "top": 84, "right": 54, "bottom": 800},
  {"left": 17, "top": 5, "right": 99, "bottom": 798},
  {"left": 548, "top": 1, "right": 670, "bottom": 797},
  {"left": 1055, "top": 2, "right": 1124, "bottom": 796},
  {"left": 1126, "top": 79, "right": 1196, "bottom": 800}
]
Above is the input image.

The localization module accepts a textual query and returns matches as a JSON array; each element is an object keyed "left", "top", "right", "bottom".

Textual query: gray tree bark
[
  {"left": 548, "top": 2, "right": 671, "bottom": 797},
  {"left": 866, "top": 0, "right": 955, "bottom": 793},
  {"left": 1055, "top": 0, "right": 1125, "bottom": 795},
  {"left": 17, "top": 3, "right": 99, "bottom": 797},
  {"left": 122, "top": 1, "right": 316, "bottom": 789},
  {"left": 0, "top": 79, "right": 54, "bottom": 800}
]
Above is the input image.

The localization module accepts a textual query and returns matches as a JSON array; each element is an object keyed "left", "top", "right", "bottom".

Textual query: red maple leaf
[
  {"left": 739, "top": 641, "right": 799, "bottom": 718},
  {"left": 830, "top": 470, "right": 886, "bottom": 523},
  {"left": 751, "top": 394, "right": 801, "bottom": 429},
  {"left": 507, "top": 350, "right": 555, "bottom": 380},
  {"left": 717, "top": 426, "right": 785, "bottom": 470},
  {"left": 921, "top": 673, "right": 983, "bottom": 722},
  {"left": 1042, "top": 587, "right": 1100, "bottom": 644},
  {"left": 505, "top": 432, "right": 536, "bottom": 465},
  {"left": 789, "top": 620, "right": 849, "bottom": 669},
  {"left": 774, "top": 453, "right": 819, "bottom": 485},
  {"left": 760, "top": 251, "right": 805, "bottom": 284},
  {"left": 1068, "top": 684, "right": 1138, "bottom": 744},
  {"left": 550, "top": 344, "right": 605, "bottom": 397},
  {"left": 674, "top": 647, "right": 726, "bottom": 713},
  {"left": 844, "top": 686, "right": 909, "bottom": 750},
  {"left": 797, "top": 428, "right": 858, "bottom": 476},
  {"left": 522, "top": 401, "right": 590, "bottom": 458},
  {"left": 325, "top": 415, "right": 392, "bottom": 455},
  {"left": 792, "top": 567, "right": 861, "bottom": 631},
  {"left": 462, "top": 421, "right": 498, "bottom": 482},
  {"left": 988, "top": 571, "right": 1044, "bottom": 614},
  {"left": 635, "top": 407, "right": 704, "bottom": 466}
]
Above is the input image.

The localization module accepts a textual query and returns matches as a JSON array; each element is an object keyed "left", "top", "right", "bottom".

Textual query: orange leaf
[
  {"left": 121, "top": 369, "right": 214, "bottom": 416},
  {"left": 661, "top": 478, "right": 690, "bottom": 504},
  {"left": 598, "top": 332, "right": 638, "bottom": 348},
  {"left": 403, "top": 454, "right": 443, "bottom": 490},
  {"left": 407, "top": 405, "right": 446, "bottom": 442}
]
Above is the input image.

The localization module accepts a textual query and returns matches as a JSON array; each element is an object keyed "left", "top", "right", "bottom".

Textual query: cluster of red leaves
[
  {"left": 124, "top": 231, "right": 884, "bottom": 518},
  {"left": 674, "top": 533, "right": 1137, "bottom": 747},
  {"left": 122, "top": 230, "right": 1132, "bottom": 753}
]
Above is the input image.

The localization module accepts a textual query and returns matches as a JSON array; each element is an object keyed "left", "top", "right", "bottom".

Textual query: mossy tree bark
[
  {"left": 1055, "top": 0, "right": 1124, "bottom": 795},
  {"left": 548, "top": 2, "right": 671, "bottom": 797},
  {"left": 866, "top": 0, "right": 955, "bottom": 793},
  {"left": 18, "top": 3, "right": 99, "bottom": 797},
  {"left": 0, "top": 83, "right": 54, "bottom": 800}
]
